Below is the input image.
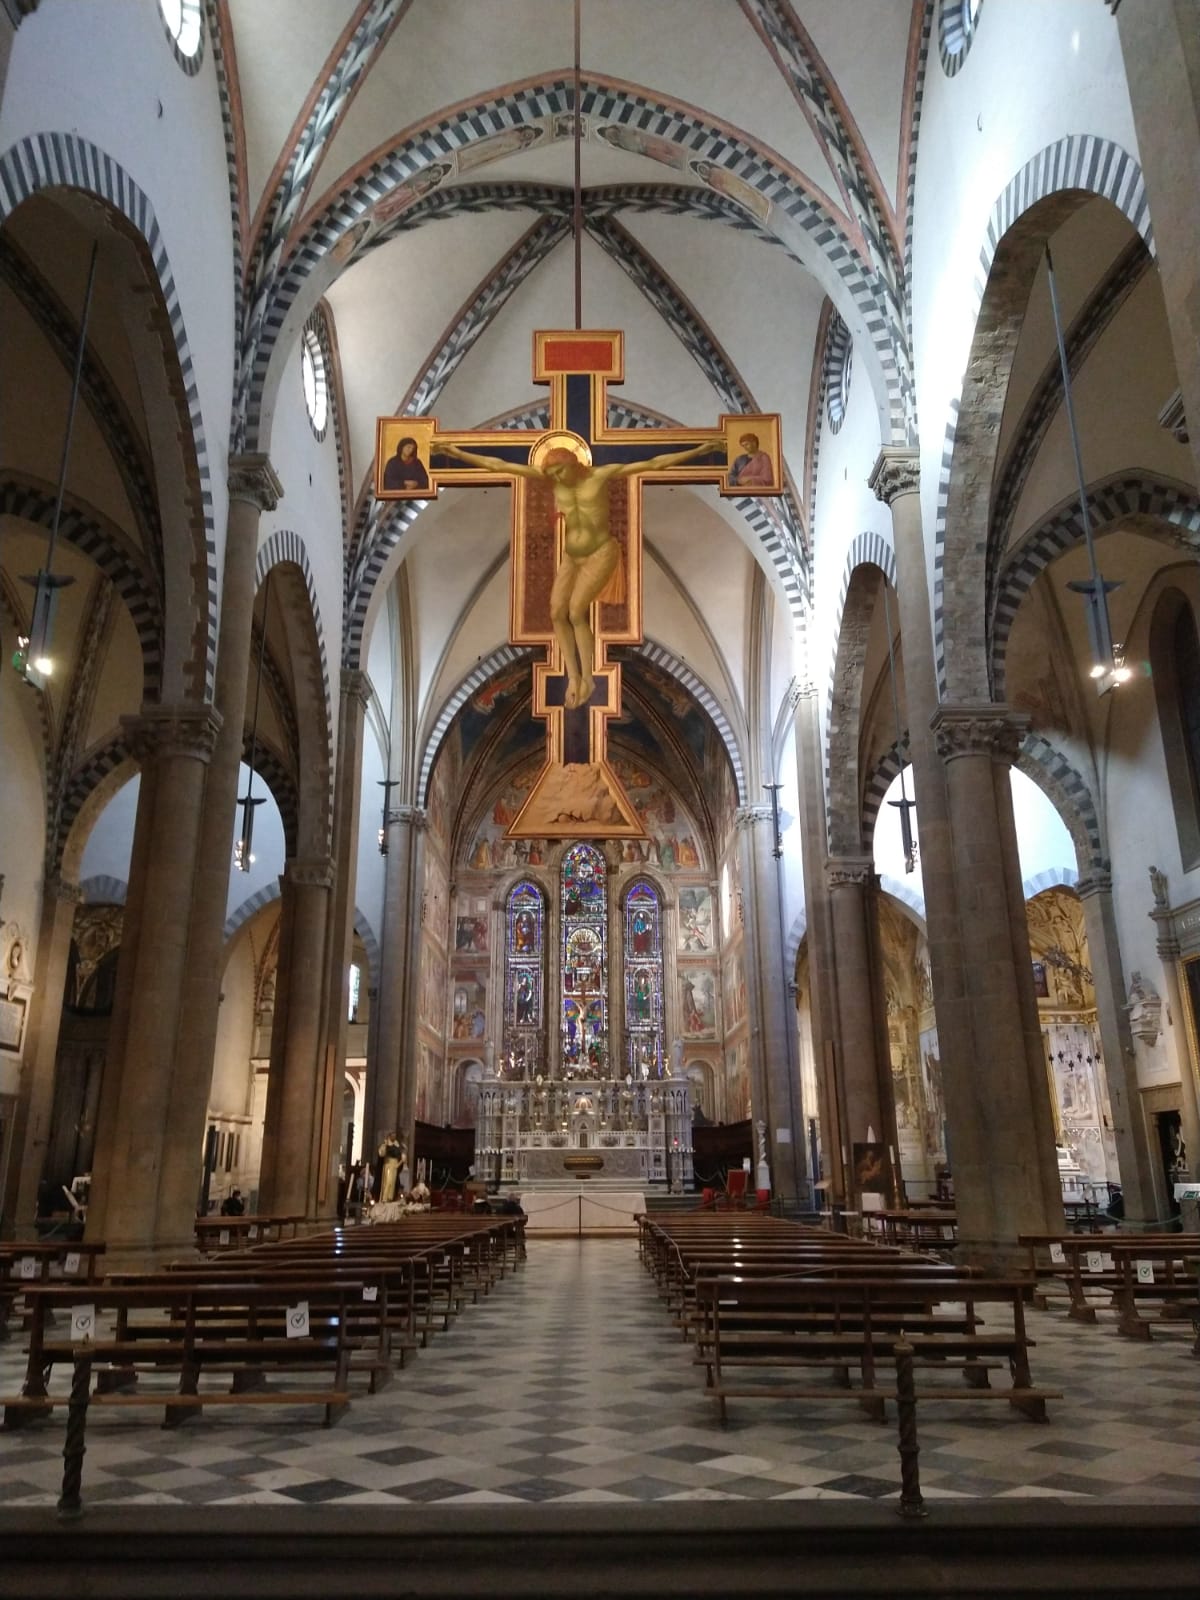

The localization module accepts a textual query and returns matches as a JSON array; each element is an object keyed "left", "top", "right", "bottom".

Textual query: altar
[{"left": 472, "top": 1072, "right": 694, "bottom": 1192}]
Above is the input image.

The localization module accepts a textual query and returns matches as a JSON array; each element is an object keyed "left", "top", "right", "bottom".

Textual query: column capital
[
  {"left": 46, "top": 874, "right": 83, "bottom": 906},
  {"left": 394, "top": 804, "right": 428, "bottom": 830},
  {"left": 931, "top": 703, "right": 1028, "bottom": 765},
  {"left": 869, "top": 446, "right": 921, "bottom": 506},
  {"left": 121, "top": 703, "right": 222, "bottom": 765},
  {"left": 1075, "top": 870, "right": 1113, "bottom": 901},
  {"left": 285, "top": 857, "right": 335, "bottom": 891},
  {"left": 227, "top": 453, "right": 284, "bottom": 511},
  {"left": 735, "top": 804, "right": 773, "bottom": 830},
  {"left": 825, "top": 855, "right": 875, "bottom": 890},
  {"left": 340, "top": 668, "right": 371, "bottom": 708}
]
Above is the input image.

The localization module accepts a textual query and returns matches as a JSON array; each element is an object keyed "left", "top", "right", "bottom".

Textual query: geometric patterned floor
[{"left": 0, "top": 1238, "right": 1197, "bottom": 1507}]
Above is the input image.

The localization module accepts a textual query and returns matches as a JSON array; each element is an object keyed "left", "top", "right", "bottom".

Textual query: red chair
[
  {"left": 700, "top": 1187, "right": 716, "bottom": 1210},
  {"left": 725, "top": 1169, "right": 748, "bottom": 1209}
]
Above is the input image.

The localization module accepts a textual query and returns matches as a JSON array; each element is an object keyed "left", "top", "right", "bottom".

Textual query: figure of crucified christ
[{"left": 441, "top": 438, "right": 725, "bottom": 708}]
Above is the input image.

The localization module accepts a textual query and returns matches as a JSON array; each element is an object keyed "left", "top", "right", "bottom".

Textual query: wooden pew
[
  {"left": 2, "top": 1279, "right": 363, "bottom": 1430},
  {"left": 0, "top": 1242, "right": 106, "bottom": 1339},
  {"left": 194, "top": 1214, "right": 304, "bottom": 1250},
  {"left": 693, "top": 1273, "right": 1057, "bottom": 1423},
  {"left": 1019, "top": 1233, "right": 1200, "bottom": 1335}
]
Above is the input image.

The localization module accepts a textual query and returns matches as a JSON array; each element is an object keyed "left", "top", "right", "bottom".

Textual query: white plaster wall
[
  {"left": 809, "top": 330, "right": 888, "bottom": 753},
  {"left": 1, "top": 0, "right": 237, "bottom": 575},
  {"left": 775, "top": 719, "right": 806, "bottom": 948},
  {"left": 79, "top": 775, "right": 138, "bottom": 887},
  {"left": 258, "top": 332, "right": 347, "bottom": 745},
  {"left": 212, "top": 930, "right": 256, "bottom": 1117},
  {"left": 911, "top": 0, "right": 1136, "bottom": 599},
  {"left": 355, "top": 726, "right": 386, "bottom": 966}
]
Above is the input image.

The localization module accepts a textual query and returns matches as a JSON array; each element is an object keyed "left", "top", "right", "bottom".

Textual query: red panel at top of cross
[{"left": 533, "top": 329, "right": 624, "bottom": 382}]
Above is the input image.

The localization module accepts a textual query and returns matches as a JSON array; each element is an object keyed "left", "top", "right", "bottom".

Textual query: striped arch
[
  {"left": 254, "top": 528, "right": 334, "bottom": 828},
  {"left": 0, "top": 133, "right": 219, "bottom": 698},
  {"left": 1016, "top": 734, "right": 1106, "bottom": 874},
  {"left": 79, "top": 875, "right": 128, "bottom": 905},
  {"left": 861, "top": 736, "right": 908, "bottom": 849},
  {"left": 53, "top": 734, "right": 135, "bottom": 879},
  {"left": 418, "top": 643, "right": 533, "bottom": 806},
  {"left": 223, "top": 886, "right": 381, "bottom": 986},
  {"left": 784, "top": 909, "right": 808, "bottom": 981},
  {"left": 239, "top": 76, "right": 910, "bottom": 454},
  {"left": 0, "top": 475, "right": 163, "bottom": 698},
  {"left": 242, "top": 734, "right": 300, "bottom": 858},
  {"left": 992, "top": 475, "right": 1200, "bottom": 698},
  {"left": 1022, "top": 866, "right": 1080, "bottom": 900},
  {"left": 932, "top": 135, "right": 1152, "bottom": 699},
  {"left": 632, "top": 639, "right": 747, "bottom": 805},
  {"left": 346, "top": 397, "right": 808, "bottom": 676},
  {"left": 824, "top": 536, "right": 898, "bottom": 851}
]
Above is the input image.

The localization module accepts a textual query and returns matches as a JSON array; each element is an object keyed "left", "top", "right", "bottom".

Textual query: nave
[{"left": 0, "top": 1237, "right": 1196, "bottom": 1509}]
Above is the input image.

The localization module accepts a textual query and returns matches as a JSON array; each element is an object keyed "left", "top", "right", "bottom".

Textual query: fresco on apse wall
[
  {"left": 680, "top": 968, "right": 718, "bottom": 1038},
  {"left": 465, "top": 757, "right": 702, "bottom": 873},
  {"left": 610, "top": 759, "right": 702, "bottom": 869},
  {"left": 414, "top": 1041, "right": 441, "bottom": 1125},
  {"left": 418, "top": 942, "right": 447, "bottom": 1037},
  {"left": 918, "top": 1024, "right": 947, "bottom": 1163},
  {"left": 725, "top": 1037, "right": 751, "bottom": 1121},
  {"left": 720, "top": 845, "right": 742, "bottom": 946},
  {"left": 634, "top": 658, "right": 712, "bottom": 771},
  {"left": 450, "top": 977, "right": 487, "bottom": 1041},
  {"left": 721, "top": 949, "right": 747, "bottom": 1031},
  {"left": 426, "top": 749, "right": 454, "bottom": 850},
  {"left": 423, "top": 847, "right": 449, "bottom": 950},
  {"left": 454, "top": 912, "right": 488, "bottom": 955},
  {"left": 677, "top": 886, "right": 715, "bottom": 954},
  {"left": 453, "top": 663, "right": 530, "bottom": 773}
]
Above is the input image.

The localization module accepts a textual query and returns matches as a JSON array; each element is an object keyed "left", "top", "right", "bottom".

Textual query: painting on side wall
[
  {"left": 455, "top": 915, "right": 488, "bottom": 955},
  {"left": 681, "top": 969, "right": 717, "bottom": 1037},
  {"left": 918, "top": 1025, "right": 946, "bottom": 1160},
  {"left": 677, "top": 886, "right": 715, "bottom": 953}
]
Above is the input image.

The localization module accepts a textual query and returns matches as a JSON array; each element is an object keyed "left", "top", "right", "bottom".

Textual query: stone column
[
  {"left": 1149, "top": 872, "right": 1200, "bottom": 1192},
  {"left": 257, "top": 857, "right": 333, "bottom": 1216},
  {"left": 825, "top": 857, "right": 898, "bottom": 1205},
  {"left": 84, "top": 705, "right": 221, "bottom": 1263},
  {"left": 158, "top": 455, "right": 283, "bottom": 1243},
  {"left": 1076, "top": 870, "right": 1158, "bottom": 1227},
  {"left": 793, "top": 684, "right": 845, "bottom": 1203},
  {"left": 1114, "top": 1, "right": 1200, "bottom": 487},
  {"left": 6, "top": 876, "right": 81, "bottom": 1232},
  {"left": 737, "top": 803, "right": 806, "bottom": 1203},
  {"left": 933, "top": 705, "right": 1064, "bottom": 1260},
  {"left": 311, "top": 669, "right": 369, "bottom": 1221},
  {"left": 368, "top": 805, "right": 426, "bottom": 1157}
]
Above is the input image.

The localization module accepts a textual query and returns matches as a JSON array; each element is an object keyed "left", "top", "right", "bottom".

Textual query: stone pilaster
[
  {"left": 85, "top": 704, "right": 221, "bottom": 1262},
  {"left": 1074, "top": 869, "right": 1157, "bottom": 1227},
  {"left": 312, "top": 669, "right": 369, "bottom": 1220},
  {"left": 792, "top": 682, "right": 845, "bottom": 1203},
  {"left": 736, "top": 803, "right": 807, "bottom": 1203},
  {"left": 825, "top": 856, "right": 898, "bottom": 1205},
  {"left": 1148, "top": 869, "right": 1200, "bottom": 1191},
  {"left": 5, "top": 875, "right": 81, "bottom": 1234},
  {"left": 369, "top": 804, "right": 428, "bottom": 1158},
  {"left": 258, "top": 857, "right": 334, "bottom": 1216},
  {"left": 932, "top": 704, "right": 1064, "bottom": 1259},
  {"left": 158, "top": 455, "right": 283, "bottom": 1243}
]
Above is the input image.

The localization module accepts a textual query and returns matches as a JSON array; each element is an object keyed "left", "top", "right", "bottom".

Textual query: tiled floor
[{"left": 0, "top": 1237, "right": 1197, "bottom": 1507}]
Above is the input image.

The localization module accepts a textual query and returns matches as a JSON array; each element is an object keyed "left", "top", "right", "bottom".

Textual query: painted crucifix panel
[{"left": 376, "top": 329, "right": 783, "bottom": 837}]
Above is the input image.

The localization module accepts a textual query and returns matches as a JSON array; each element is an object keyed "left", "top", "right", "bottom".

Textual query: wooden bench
[
  {"left": 0, "top": 1242, "right": 106, "bottom": 1339},
  {"left": 1020, "top": 1233, "right": 1200, "bottom": 1336},
  {"left": 694, "top": 1273, "right": 1057, "bottom": 1423},
  {"left": 194, "top": 1214, "right": 304, "bottom": 1250},
  {"left": 2, "top": 1279, "right": 362, "bottom": 1430}
]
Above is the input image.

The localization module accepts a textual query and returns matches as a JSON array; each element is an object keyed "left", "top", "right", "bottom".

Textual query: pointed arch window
[
  {"left": 624, "top": 880, "right": 663, "bottom": 1077},
  {"left": 561, "top": 844, "right": 607, "bottom": 1074},
  {"left": 504, "top": 881, "right": 545, "bottom": 1074}
]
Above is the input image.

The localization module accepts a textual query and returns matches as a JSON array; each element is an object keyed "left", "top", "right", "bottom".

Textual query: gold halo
[{"left": 530, "top": 430, "right": 592, "bottom": 472}]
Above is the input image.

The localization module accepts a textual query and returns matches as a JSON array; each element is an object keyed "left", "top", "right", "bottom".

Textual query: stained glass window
[
  {"left": 624, "top": 881, "right": 662, "bottom": 1076},
  {"left": 561, "top": 844, "right": 607, "bottom": 1076},
  {"left": 503, "top": 881, "right": 544, "bottom": 1074}
]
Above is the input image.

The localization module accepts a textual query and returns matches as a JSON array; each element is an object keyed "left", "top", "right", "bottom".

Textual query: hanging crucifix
[{"left": 375, "top": 328, "right": 783, "bottom": 837}]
